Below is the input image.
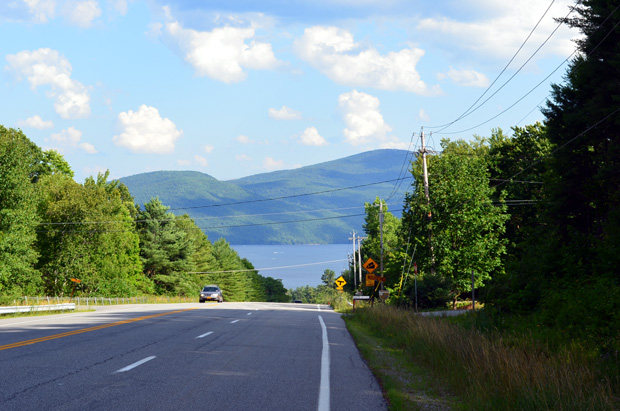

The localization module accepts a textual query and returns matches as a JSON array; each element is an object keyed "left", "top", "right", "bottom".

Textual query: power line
[
  {"left": 426, "top": 0, "right": 568, "bottom": 132},
  {"left": 186, "top": 259, "right": 349, "bottom": 275}
]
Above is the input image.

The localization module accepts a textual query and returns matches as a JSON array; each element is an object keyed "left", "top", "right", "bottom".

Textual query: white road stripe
[
  {"left": 196, "top": 331, "right": 213, "bottom": 339},
  {"left": 115, "top": 356, "right": 156, "bottom": 373},
  {"left": 318, "top": 315, "right": 330, "bottom": 411},
  {"left": 317, "top": 304, "right": 321, "bottom": 311},
  {"left": 247, "top": 312, "right": 252, "bottom": 316},
  {"left": 230, "top": 320, "right": 239, "bottom": 324}
]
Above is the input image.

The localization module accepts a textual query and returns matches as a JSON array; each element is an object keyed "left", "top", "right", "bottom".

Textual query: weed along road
[{"left": 0, "top": 302, "right": 386, "bottom": 410}]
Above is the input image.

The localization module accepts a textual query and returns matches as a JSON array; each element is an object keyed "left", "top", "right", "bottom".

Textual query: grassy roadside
[
  {"left": 343, "top": 305, "right": 617, "bottom": 411},
  {"left": 345, "top": 314, "right": 459, "bottom": 410}
]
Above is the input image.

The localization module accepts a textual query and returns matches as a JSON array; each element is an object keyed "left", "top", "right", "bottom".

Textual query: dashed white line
[
  {"left": 247, "top": 312, "right": 252, "bottom": 316},
  {"left": 318, "top": 315, "right": 330, "bottom": 411},
  {"left": 115, "top": 356, "right": 156, "bottom": 373},
  {"left": 196, "top": 331, "right": 214, "bottom": 339},
  {"left": 230, "top": 320, "right": 240, "bottom": 324}
]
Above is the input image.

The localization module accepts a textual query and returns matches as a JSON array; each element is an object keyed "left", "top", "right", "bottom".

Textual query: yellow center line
[{"left": 0, "top": 308, "right": 197, "bottom": 351}]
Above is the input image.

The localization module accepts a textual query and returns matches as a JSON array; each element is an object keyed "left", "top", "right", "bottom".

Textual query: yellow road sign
[
  {"left": 363, "top": 258, "right": 378, "bottom": 274},
  {"left": 334, "top": 275, "right": 346, "bottom": 289}
]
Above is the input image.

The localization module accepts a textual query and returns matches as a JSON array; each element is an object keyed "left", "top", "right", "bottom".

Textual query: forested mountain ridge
[{"left": 120, "top": 149, "right": 411, "bottom": 245}]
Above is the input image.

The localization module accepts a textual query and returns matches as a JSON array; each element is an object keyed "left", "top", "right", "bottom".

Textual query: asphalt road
[{"left": 0, "top": 302, "right": 387, "bottom": 411}]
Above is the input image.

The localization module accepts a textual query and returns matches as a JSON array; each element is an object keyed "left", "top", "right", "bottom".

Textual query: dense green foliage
[
  {"left": 120, "top": 149, "right": 411, "bottom": 244},
  {"left": 0, "top": 128, "right": 289, "bottom": 302}
]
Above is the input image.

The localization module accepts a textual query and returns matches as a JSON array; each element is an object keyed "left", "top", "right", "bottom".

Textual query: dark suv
[{"left": 199, "top": 285, "right": 223, "bottom": 303}]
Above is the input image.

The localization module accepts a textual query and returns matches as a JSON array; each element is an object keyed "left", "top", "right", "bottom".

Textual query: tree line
[
  {"left": 346, "top": 0, "right": 619, "bottom": 352},
  {"left": 0, "top": 127, "right": 288, "bottom": 303}
]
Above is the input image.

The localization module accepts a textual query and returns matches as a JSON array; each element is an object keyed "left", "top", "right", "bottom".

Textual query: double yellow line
[{"left": 0, "top": 308, "right": 197, "bottom": 351}]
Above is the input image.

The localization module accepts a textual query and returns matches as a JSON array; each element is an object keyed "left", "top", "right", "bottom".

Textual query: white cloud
[
  {"left": 338, "top": 90, "right": 391, "bottom": 146},
  {"left": 194, "top": 155, "right": 208, "bottom": 166},
  {"left": 5, "top": 48, "right": 91, "bottom": 119},
  {"left": 263, "top": 156, "right": 284, "bottom": 170},
  {"left": 236, "top": 135, "right": 253, "bottom": 144},
  {"left": 50, "top": 126, "right": 97, "bottom": 153},
  {"left": 62, "top": 0, "right": 101, "bottom": 28},
  {"left": 438, "top": 67, "right": 489, "bottom": 87},
  {"left": 417, "top": 1, "right": 576, "bottom": 63},
  {"left": 236, "top": 154, "right": 251, "bottom": 161},
  {"left": 113, "top": 105, "right": 183, "bottom": 154},
  {"left": 418, "top": 108, "right": 430, "bottom": 123},
  {"left": 23, "top": 0, "right": 56, "bottom": 23},
  {"left": 177, "top": 159, "right": 191, "bottom": 166},
  {"left": 299, "top": 126, "right": 328, "bottom": 146},
  {"left": 160, "top": 9, "right": 279, "bottom": 83},
  {"left": 295, "top": 26, "right": 438, "bottom": 94},
  {"left": 269, "top": 106, "right": 302, "bottom": 120},
  {"left": 79, "top": 142, "right": 97, "bottom": 154},
  {"left": 109, "top": 0, "right": 128, "bottom": 16},
  {"left": 204, "top": 144, "right": 214, "bottom": 153},
  {"left": 18, "top": 115, "right": 54, "bottom": 129}
]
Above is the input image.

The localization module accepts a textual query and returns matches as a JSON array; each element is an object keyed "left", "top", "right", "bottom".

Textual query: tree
[
  {"left": 321, "top": 269, "right": 335, "bottom": 286},
  {"left": 526, "top": 0, "right": 620, "bottom": 344},
  {"left": 402, "top": 139, "right": 509, "bottom": 308},
  {"left": 0, "top": 126, "right": 41, "bottom": 297},
  {"left": 36, "top": 172, "right": 143, "bottom": 296}
]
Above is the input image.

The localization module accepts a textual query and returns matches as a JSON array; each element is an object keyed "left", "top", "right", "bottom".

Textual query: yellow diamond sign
[{"left": 335, "top": 275, "right": 346, "bottom": 289}]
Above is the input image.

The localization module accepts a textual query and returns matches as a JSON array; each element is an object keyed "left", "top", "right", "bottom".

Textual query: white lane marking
[
  {"left": 318, "top": 315, "right": 330, "bottom": 411},
  {"left": 115, "top": 356, "right": 156, "bottom": 373},
  {"left": 230, "top": 320, "right": 240, "bottom": 324},
  {"left": 196, "top": 331, "right": 214, "bottom": 339},
  {"left": 247, "top": 312, "right": 252, "bottom": 316},
  {"left": 317, "top": 304, "right": 321, "bottom": 311}
]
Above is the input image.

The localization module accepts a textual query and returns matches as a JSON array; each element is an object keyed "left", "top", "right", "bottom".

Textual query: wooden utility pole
[
  {"left": 349, "top": 231, "right": 357, "bottom": 288},
  {"left": 379, "top": 200, "right": 384, "bottom": 290},
  {"left": 420, "top": 129, "right": 436, "bottom": 274}
]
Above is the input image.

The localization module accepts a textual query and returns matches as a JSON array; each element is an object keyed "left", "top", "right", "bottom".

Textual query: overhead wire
[{"left": 426, "top": 0, "right": 564, "bottom": 132}]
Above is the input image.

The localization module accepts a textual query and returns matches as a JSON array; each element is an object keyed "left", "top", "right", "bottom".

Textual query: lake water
[{"left": 232, "top": 244, "right": 352, "bottom": 289}]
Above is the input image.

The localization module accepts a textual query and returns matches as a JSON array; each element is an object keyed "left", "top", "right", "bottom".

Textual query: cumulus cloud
[
  {"left": 269, "top": 106, "right": 302, "bottom": 120},
  {"left": 109, "top": 0, "right": 128, "bottom": 16},
  {"left": 299, "top": 126, "right": 328, "bottom": 146},
  {"left": 160, "top": 8, "right": 279, "bottom": 83},
  {"left": 338, "top": 90, "right": 391, "bottom": 146},
  {"left": 5, "top": 48, "right": 91, "bottom": 119},
  {"left": 263, "top": 156, "right": 284, "bottom": 170},
  {"left": 236, "top": 135, "right": 253, "bottom": 144},
  {"left": 62, "top": 0, "right": 101, "bottom": 28},
  {"left": 417, "top": 0, "right": 576, "bottom": 63},
  {"left": 438, "top": 67, "right": 489, "bottom": 87},
  {"left": 18, "top": 115, "right": 54, "bottom": 129},
  {"left": 50, "top": 126, "right": 97, "bottom": 153},
  {"left": 113, "top": 105, "right": 183, "bottom": 154},
  {"left": 204, "top": 144, "right": 214, "bottom": 153},
  {"left": 295, "top": 26, "right": 438, "bottom": 94},
  {"left": 23, "top": 0, "right": 56, "bottom": 23},
  {"left": 418, "top": 108, "right": 430, "bottom": 123},
  {"left": 194, "top": 155, "right": 208, "bottom": 166}
]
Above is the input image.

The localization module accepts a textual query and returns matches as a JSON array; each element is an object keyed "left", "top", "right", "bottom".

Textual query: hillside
[{"left": 120, "top": 149, "right": 412, "bottom": 244}]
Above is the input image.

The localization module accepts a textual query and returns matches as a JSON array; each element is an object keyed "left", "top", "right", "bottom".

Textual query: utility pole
[
  {"left": 349, "top": 231, "right": 357, "bottom": 288},
  {"left": 358, "top": 236, "right": 363, "bottom": 285},
  {"left": 420, "top": 128, "right": 436, "bottom": 274},
  {"left": 379, "top": 200, "right": 384, "bottom": 290}
]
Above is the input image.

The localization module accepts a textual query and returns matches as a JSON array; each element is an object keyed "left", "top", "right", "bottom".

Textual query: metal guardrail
[{"left": 0, "top": 303, "right": 76, "bottom": 315}]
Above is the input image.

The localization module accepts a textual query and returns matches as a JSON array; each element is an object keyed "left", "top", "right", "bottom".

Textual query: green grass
[{"left": 344, "top": 305, "right": 618, "bottom": 411}]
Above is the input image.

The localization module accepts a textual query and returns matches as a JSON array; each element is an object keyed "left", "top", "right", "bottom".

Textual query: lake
[{"left": 232, "top": 244, "right": 352, "bottom": 289}]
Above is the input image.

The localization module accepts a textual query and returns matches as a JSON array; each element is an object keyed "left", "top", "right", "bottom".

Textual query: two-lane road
[{"left": 0, "top": 302, "right": 386, "bottom": 410}]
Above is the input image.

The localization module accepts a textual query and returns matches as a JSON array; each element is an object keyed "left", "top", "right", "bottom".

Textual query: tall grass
[{"left": 348, "top": 305, "right": 617, "bottom": 410}]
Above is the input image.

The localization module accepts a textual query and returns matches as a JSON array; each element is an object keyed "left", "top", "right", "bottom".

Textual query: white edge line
[
  {"left": 115, "top": 356, "right": 156, "bottom": 373},
  {"left": 196, "top": 331, "right": 214, "bottom": 339},
  {"left": 318, "top": 315, "right": 330, "bottom": 411},
  {"left": 230, "top": 319, "right": 240, "bottom": 324}
]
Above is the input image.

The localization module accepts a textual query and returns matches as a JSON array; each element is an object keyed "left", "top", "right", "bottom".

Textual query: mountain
[{"left": 120, "top": 149, "right": 413, "bottom": 244}]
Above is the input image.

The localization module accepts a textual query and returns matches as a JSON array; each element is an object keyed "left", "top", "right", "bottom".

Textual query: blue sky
[{"left": 1, "top": 0, "right": 578, "bottom": 182}]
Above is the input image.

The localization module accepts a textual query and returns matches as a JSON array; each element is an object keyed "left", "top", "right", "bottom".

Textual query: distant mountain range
[{"left": 120, "top": 149, "right": 413, "bottom": 245}]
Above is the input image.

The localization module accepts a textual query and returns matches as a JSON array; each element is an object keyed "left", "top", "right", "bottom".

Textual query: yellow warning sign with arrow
[{"left": 334, "top": 275, "right": 346, "bottom": 290}]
